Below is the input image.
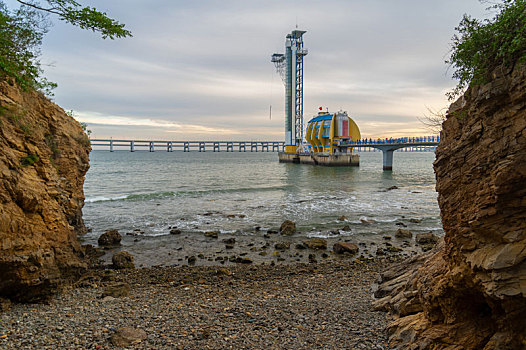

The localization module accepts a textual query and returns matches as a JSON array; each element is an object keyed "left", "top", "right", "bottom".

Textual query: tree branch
[{"left": 15, "top": 0, "right": 61, "bottom": 16}]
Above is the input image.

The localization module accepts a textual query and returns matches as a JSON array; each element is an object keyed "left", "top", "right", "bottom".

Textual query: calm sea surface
[{"left": 82, "top": 151, "right": 443, "bottom": 257}]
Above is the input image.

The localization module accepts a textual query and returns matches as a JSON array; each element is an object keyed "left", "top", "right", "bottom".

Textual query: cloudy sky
[{"left": 16, "top": 0, "right": 489, "bottom": 140}]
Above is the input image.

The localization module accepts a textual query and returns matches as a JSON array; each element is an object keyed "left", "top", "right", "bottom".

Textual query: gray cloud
[{"left": 27, "top": 0, "right": 489, "bottom": 139}]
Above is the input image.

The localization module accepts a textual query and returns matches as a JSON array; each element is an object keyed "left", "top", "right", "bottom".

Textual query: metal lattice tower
[{"left": 271, "top": 30, "right": 308, "bottom": 150}]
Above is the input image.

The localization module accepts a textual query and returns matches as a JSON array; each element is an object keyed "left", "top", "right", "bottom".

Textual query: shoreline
[
  {"left": 90, "top": 222, "right": 436, "bottom": 269},
  {"left": 0, "top": 258, "right": 397, "bottom": 349}
]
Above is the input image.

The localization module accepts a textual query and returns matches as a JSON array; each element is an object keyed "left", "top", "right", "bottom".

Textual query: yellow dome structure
[{"left": 305, "top": 110, "right": 361, "bottom": 154}]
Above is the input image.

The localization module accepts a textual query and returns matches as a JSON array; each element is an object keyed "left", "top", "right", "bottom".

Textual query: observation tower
[
  {"left": 271, "top": 30, "right": 308, "bottom": 154},
  {"left": 271, "top": 30, "right": 360, "bottom": 166}
]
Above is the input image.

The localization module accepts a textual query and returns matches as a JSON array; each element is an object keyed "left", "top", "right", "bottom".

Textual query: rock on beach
[
  {"left": 333, "top": 242, "right": 359, "bottom": 255},
  {"left": 395, "top": 229, "right": 413, "bottom": 239},
  {"left": 304, "top": 238, "right": 327, "bottom": 250},
  {"left": 111, "top": 327, "right": 147, "bottom": 347},
  {"left": 279, "top": 220, "right": 296, "bottom": 235},
  {"left": 98, "top": 229, "right": 122, "bottom": 247},
  {"left": 112, "top": 251, "right": 135, "bottom": 269}
]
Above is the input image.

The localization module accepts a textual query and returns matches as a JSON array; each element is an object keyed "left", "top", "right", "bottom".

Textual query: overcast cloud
[{"left": 15, "top": 0, "right": 489, "bottom": 140}]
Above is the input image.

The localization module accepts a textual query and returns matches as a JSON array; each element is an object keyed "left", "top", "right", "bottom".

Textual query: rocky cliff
[
  {"left": 0, "top": 79, "right": 90, "bottom": 302},
  {"left": 374, "top": 63, "right": 526, "bottom": 349}
]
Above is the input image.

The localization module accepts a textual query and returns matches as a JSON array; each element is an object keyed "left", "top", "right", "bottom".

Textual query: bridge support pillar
[
  {"left": 130, "top": 141, "right": 134, "bottom": 152},
  {"left": 167, "top": 141, "right": 173, "bottom": 152},
  {"left": 184, "top": 142, "right": 190, "bottom": 152},
  {"left": 226, "top": 142, "right": 233, "bottom": 152},
  {"left": 382, "top": 149, "right": 394, "bottom": 171},
  {"left": 199, "top": 142, "right": 205, "bottom": 152},
  {"left": 110, "top": 139, "right": 114, "bottom": 152},
  {"left": 149, "top": 141, "right": 154, "bottom": 152}
]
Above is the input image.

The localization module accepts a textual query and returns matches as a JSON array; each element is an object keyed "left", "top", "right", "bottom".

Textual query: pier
[
  {"left": 341, "top": 136, "right": 440, "bottom": 170},
  {"left": 90, "top": 136, "right": 439, "bottom": 171},
  {"left": 90, "top": 140, "right": 285, "bottom": 153}
]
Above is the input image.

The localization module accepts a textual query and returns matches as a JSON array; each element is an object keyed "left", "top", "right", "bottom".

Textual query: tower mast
[{"left": 271, "top": 30, "right": 308, "bottom": 153}]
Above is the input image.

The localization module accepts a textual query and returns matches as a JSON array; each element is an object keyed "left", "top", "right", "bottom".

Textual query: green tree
[
  {"left": 14, "top": 0, "right": 131, "bottom": 39},
  {"left": 0, "top": 0, "right": 131, "bottom": 93},
  {"left": 447, "top": 0, "right": 526, "bottom": 100}
]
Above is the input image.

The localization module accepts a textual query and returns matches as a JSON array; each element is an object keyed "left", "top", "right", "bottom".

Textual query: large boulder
[
  {"left": 304, "top": 238, "right": 327, "bottom": 250},
  {"left": 98, "top": 229, "right": 122, "bottom": 247},
  {"left": 395, "top": 229, "right": 412, "bottom": 239},
  {"left": 0, "top": 79, "right": 90, "bottom": 302},
  {"left": 279, "top": 220, "right": 296, "bottom": 235},
  {"left": 415, "top": 232, "right": 438, "bottom": 245},
  {"left": 112, "top": 251, "right": 135, "bottom": 269},
  {"left": 333, "top": 242, "right": 359, "bottom": 255},
  {"left": 374, "top": 64, "right": 526, "bottom": 349}
]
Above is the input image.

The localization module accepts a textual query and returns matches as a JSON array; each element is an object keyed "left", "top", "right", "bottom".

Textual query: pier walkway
[
  {"left": 90, "top": 140, "right": 286, "bottom": 153},
  {"left": 340, "top": 136, "right": 440, "bottom": 170},
  {"left": 91, "top": 136, "right": 440, "bottom": 171}
]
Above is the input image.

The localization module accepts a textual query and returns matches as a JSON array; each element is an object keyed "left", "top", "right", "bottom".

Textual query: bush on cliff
[
  {"left": 447, "top": 0, "right": 526, "bottom": 99},
  {"left": 0, "top": 0, "right": 131, "bottom": 93}
]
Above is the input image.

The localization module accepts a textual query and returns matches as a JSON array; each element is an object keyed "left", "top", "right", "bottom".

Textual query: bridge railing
[
  {"left": 341, "top": 135, "right": 440, "bottom": 146},
  {"left": 89, "top": 139, "right": 286, "bottom": 152}
]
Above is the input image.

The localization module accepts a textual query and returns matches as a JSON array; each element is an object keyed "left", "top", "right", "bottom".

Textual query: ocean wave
[
  {"left": 85, "top": 185, "right": 291, "bottom": 203},
  {"left": 85, "top": 195, "right": 130, "bottom": 203}
]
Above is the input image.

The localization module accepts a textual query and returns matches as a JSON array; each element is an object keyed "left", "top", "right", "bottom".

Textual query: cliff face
[
  {"left": 374, "top": 64, "right": 526, "bottom": 349},
  {"left": 0, "top": 79, "right": 90, "bottom": 302}
]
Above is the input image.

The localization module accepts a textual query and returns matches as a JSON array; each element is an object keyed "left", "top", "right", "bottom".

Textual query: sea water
[{"left": 82, "top": 150, "right": 442, "bottom": 264}]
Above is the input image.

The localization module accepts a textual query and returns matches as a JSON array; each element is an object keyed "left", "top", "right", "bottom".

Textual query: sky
[{"left": 10, "top": 0, "right": 490, "bottom": 140}]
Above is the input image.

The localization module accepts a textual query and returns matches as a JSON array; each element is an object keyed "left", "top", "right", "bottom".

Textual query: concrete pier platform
[{"left": 278, "top": 152, "right": 359, "bottom": 166}]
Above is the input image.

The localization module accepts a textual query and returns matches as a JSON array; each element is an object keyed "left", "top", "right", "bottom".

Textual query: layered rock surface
[
  {"left": 0, "top": 79, "right": 90, "bottom": 301},
  {"left": 374, "top": 64, "right": 526, "bottom": 349}
]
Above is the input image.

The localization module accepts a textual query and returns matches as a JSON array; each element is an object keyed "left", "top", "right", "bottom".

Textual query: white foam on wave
[{"left": 85, "top": 195, "right": 129, "bottom": 203}]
